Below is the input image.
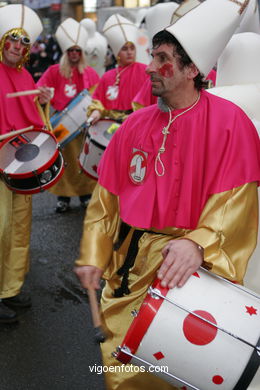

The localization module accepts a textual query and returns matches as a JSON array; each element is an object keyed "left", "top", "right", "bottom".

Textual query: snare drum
[
  {"left": 78, "top": 119, "right": 120, "bottom": 180},
  {"left": 50, "top": 89, "right": 92, "bottom": 148},
  {"left": 0, "top": 128, "right": 64, "bottom": 194},
  {"left": 115, "top": 268, "right": 260, "bottom": 390}
]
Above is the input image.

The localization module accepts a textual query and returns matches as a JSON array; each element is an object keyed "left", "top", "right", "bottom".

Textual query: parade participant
[
  {"left": 87, "top": 14, "right": 149, "bottom": 125},
  {"left": 0, "top": 4, "right": 52, "bottom": 323},
  {"left": 132, "top": 0, "right": 214, "bottom": 110},
  {"left": 74, "top": 0, "right": 260, "bottom": 389},
  {"left": 208, "top": 31, "right": 260, "bottom": 294},
  {"left": 37, "top": 18, "right": 100, "bottom": 213}
]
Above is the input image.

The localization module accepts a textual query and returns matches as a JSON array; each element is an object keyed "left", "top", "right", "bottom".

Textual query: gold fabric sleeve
[
  {"left": 132, "top": 101, "right": 144, "bottom": 111},
  {"left": 86, "top": 99, "right": 129, "bottom": 122},
  {"left": 184, "top": 182, "right": 258, "bottom": 283},
  {"left": 75, "top": 184, "right": 121, "bottom": 270},
  {"left": 86, "top": 98, "right": 105, "bottom": 118}
]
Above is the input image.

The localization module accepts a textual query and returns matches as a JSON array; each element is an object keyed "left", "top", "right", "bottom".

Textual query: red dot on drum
[
  {"left": 212, "top": 375, "right": 224, "bottom": 385},
  {"left": 183, "top": 310, "right": 217, "bottom": 345},
  {"left": 153, "top": 351, "right": 165, "bottom": 360}
]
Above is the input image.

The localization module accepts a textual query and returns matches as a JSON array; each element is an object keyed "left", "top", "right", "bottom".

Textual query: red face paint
[
  {"left": 159, "top": 63, "right": 174, "bottom": 78},
  {"left": 22, "top": 47, "right": 27, "bottom": 56},
  {"left": 4, "top": 41, "right": 11, "bottom": 50}
]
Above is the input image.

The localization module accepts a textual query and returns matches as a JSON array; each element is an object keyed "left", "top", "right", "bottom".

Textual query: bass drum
[
  {"left": 115, "top": 268, "right": 260, "bottom": 390},
  {"left": 0, "top": 128, "right": 64, "bottom": 194}
]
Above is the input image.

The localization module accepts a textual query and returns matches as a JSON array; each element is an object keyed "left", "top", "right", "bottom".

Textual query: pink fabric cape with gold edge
[
  {"left": 98, "top": 90, "right": 260, "bottom": 230},
  {"left": 0, "top": 62, "right": 44, "bottom": 134}
]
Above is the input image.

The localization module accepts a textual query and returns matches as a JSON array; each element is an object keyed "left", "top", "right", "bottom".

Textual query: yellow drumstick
[
  {"left": 0, "top": 126, "right": 34, "bottom": 141},
  {"left": 6, "top": 87, "right": 54, "bottom": 99},
  {"left": 6, "top": 89, "right": 41, "bottom": 98}
]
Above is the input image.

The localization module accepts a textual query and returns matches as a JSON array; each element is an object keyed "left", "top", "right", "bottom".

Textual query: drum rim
[
  {"left": 0, "top": 129, "right": 60, "bottom": 177},
  {"left": 116, "top": 278, "right": 168, "bottom": 364},
  {"left": 3, "top": 152, "right": 65, "bottom": 195}
]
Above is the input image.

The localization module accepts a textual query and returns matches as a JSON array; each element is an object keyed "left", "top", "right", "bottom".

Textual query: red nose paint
[
  {"left": 4, "top": 41, "right": 10, "bottom": 50},
  {"left": 159, "top": 63, "right": 174, "bottom": 78}
]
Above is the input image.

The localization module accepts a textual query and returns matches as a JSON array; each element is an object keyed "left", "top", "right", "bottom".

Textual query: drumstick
[
  {"left": 6, "top": 89, "right": 41, "bottom": 98},
  {"left": 6, "top": 87, "right": 55, "bottom": 99},
  {"left": 88, "top": 287, "right": 106, "bottom": 343},
  {"left": 0, "top": 126, "right": 34, "bottom": 141}
]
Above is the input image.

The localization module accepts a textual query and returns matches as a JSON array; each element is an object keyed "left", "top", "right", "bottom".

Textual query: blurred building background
[{"left": 2, "top": 0, "right": 183, "bottom": 34}]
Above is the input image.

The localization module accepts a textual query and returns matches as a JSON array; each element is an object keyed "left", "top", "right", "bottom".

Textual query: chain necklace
[{"left": 155, "top": 92, "right": 201, "bottom": 177}]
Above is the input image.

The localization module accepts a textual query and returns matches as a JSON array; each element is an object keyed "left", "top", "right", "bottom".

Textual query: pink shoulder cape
[
  {"left": 37, "top": 64, "right": 99, "bottom": 111},
  {"left": 98, "top": 90, "right": 260, "bottom": 230},
  {"left": 92, "top": 62, "right": 149, "bottom": 110},
  {"left": 0, "top": 63, "right": 44, "bottom": 134}
]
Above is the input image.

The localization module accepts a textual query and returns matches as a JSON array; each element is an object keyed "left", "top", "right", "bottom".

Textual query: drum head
[
  {"left": 0, "top": 130, "right": 57, "bottom": 175},
  {"left": 88, "top": 120, "right": 120, "bottom": 148}
]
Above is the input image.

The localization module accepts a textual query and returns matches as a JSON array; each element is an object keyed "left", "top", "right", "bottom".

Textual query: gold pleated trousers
[
  {"left": 100, "top": 233, "right": 178, "bottom": 390},
  {"left": 0, "top": 181, "right": 32, "bottom": 298},
  {"left": 48, "top": 133, "right": 96, "bottom": 197}
]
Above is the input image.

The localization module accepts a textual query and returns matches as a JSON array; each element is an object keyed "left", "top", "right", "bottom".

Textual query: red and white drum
[
  {"left": 115, "top": 268, "right": 260, "bottom": 390},
  {"left": 78, "top": 119, "right": 120, "bottom": 180},
  {"left": 0, "top": 128, "right": 64, "bottom": 194}
]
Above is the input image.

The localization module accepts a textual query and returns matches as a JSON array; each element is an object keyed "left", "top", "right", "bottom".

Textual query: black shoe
[
  {"left": 56, "top": 200, "right": 70, "bottom": 213},
  {"left": 0, "top": 302, "right": 18, "bottom": 323},
  {"left": 80, "top": 199, "right": 90, "bottom": 209},
  {"left": 3, "top": 292, "right": 32, "bottom": 308},
  {"left": 79, "top": 195, "right": 91, "bottom": 209}
]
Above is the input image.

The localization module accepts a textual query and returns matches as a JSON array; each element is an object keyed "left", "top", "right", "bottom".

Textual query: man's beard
[{"left": 157, "top": 97, "right": 170, "bottom": 112}]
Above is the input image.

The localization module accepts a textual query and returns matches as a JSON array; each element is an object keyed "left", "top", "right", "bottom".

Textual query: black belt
[{"left": 113, "top": 222, "right": 163, "bottom": 297}]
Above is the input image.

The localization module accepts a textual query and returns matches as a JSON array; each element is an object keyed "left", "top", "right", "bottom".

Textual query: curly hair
[
  {"left": 0, "top": 28, "right": 30, "bottom": 71},
  {"left": 152, "top": 30, "right": 208, "bottom": 90}
]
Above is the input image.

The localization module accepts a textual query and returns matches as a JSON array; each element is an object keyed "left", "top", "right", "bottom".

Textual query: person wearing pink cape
[
  {"left": 74, "top": 1, "right": 260, "bottom": 389},
  {"left": 37, "top": 18, "right": 100, "bottom": 213},
  {"left": 0, "top": 5, "right": 52, "bottom": 323},
  {"left": 87, "top": 14, "right": 149, "bottom": 125}
]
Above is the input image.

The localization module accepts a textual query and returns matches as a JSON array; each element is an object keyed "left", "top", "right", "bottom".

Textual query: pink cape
[
  {"left": 37, "top": 64, "right": 100, "bottom": 111},
  {"left": 98, "top": 90, "right": 260, "bottom": 230},
  {"left": 0, "top": 63, "right": 44, "bottom": 134},
  {"left": 132, "top": 78, "right": 157, "bottom": 107},
  {"left": 92, "top": 62, "right": 149, "bottom": 110}
]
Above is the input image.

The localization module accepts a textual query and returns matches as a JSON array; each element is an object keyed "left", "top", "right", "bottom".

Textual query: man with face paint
[
  {"left": 74, "top": 1, "right": 260, "bottom": 389},
  {"left": 37, "top": 18, "right": 100, "bottom": 213},
  {"left": 87, "top": 14, "right": 149, "bottom": 125},
  {"left": 0, "top": 4, "right": 53, "bottom": 323}
]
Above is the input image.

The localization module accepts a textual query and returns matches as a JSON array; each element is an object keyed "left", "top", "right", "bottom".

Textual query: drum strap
[
  {"left": 113, "top": 222, "right": 163, "bottom": 297},
  {"left": 114, "top": 228, "right": 145, "bottom": 297}
]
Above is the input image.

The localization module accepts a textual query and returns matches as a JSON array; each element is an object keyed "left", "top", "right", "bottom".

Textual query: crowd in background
[{"left": 26, "top": 35, "right": 116, "bottom": 82}]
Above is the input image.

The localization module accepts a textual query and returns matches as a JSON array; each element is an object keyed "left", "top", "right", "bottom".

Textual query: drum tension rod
[
  {"left": 149, "top": 287, "right": 260, "bottom": 355},
  {"left": 116, "top": 345, "right": 202, "bottom": 390},
  {"left": 33, "top": 169, "right": 44, "bottom": 192}
]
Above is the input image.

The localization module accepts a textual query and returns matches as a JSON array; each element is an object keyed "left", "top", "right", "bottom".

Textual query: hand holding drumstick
[
  {"left": 6, "top": 86, "right": 54, "bottom": 105},
  {"left": 74, "top": 265, "right": 106, "bottom": 343}
]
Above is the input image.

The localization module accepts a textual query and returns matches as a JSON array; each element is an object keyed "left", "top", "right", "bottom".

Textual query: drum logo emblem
[
  {"left": 64, "top": 84, "right": 77, "bottom": 98},
  {"left": 129, "top": 149, "right": 148, "bottom": 184}
]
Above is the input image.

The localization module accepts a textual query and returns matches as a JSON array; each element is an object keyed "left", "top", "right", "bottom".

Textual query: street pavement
[{"left": 0, "top": 191, "right": 106, "bottom": 390}]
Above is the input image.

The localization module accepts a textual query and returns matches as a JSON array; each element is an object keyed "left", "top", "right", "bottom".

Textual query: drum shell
[
  {"left": 0, "top": 129, "right": 64, "bottom": 194},
  {"left": 50, "top": 89, "right": 92, "bottom": 148},
  {"left": 116, "top": 268, "right": 260, "bottom": 390},
  {"left": 78, "top": 119, "right": 118, "bottom": 180}
]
